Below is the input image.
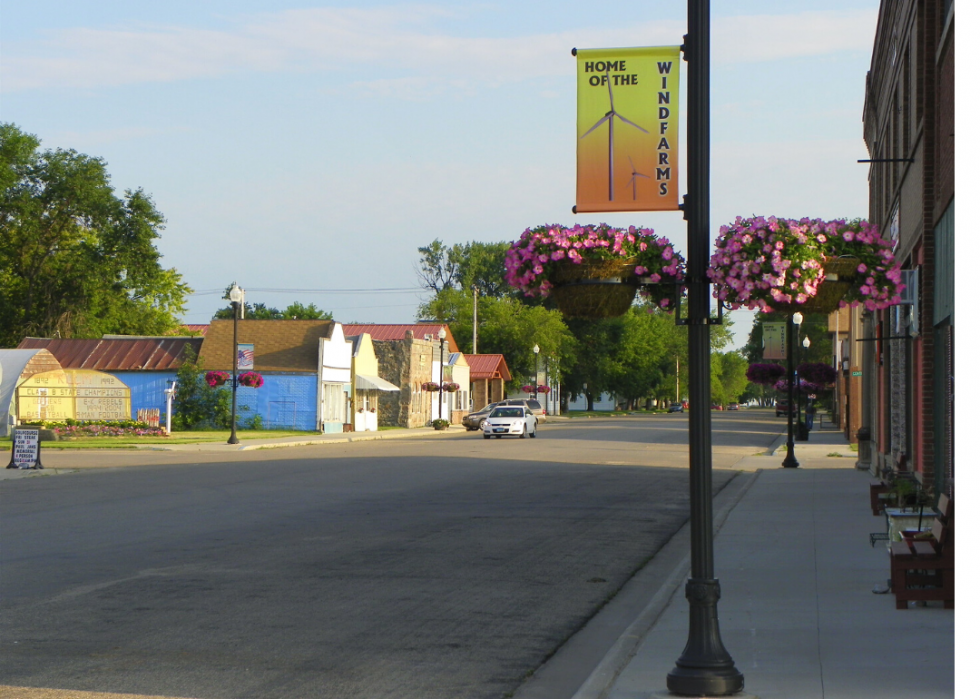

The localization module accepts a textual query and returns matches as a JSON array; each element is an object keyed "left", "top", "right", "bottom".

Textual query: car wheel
[{"left": 529, "top": 426, "right": 536, "bottom": 438}]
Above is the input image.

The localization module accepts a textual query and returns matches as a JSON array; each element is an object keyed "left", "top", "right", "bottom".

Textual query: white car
[{"left": 482, "top": 406, "right": 537, "bottom": 439}]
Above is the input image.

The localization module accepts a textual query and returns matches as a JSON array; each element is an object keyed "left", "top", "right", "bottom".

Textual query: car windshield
[{"left": 490, "top": 408, "right": 523, "bottom": 418}]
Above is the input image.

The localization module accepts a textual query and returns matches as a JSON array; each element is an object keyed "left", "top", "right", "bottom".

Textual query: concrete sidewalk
[{"left": 558, "top": 429, "right": 954, "bottom": 699}]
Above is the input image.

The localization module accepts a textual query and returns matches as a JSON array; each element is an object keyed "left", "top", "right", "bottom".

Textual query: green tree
[
  {"left": 605, "top": 307, "right": 685, "bottom": 409},
  {"left": 213, "top": 300, "right": 333, "bottom": 320},
  {"left": 0, "top": 123, "right": 189, "bottom": 345},
  {"left": 710, "top": 351, "right": 750, "bottom": 405},
  {"left": 171, "top": 346, "right": 231, "bottom": 430},
  {"left": 416, "top": 239, "right": 512, "bottom": 299}
]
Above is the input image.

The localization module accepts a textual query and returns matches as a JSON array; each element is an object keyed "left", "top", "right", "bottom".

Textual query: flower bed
[
  {"left": 505, "top": 224, "right": 685, "bottom": 315},
  {"left": 707, "top": 216, "right": 903, "bottom": 313},
  {"left": 20, "top": 419, "right": 167, "bottom": 439}
]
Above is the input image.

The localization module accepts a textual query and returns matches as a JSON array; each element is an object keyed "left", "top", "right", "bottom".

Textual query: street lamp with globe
[
  {"left": 227, "top": 282, "right": 245, "bottom": 445},
  {"left": 532, "top": 344, "right": 540, "bottom": 400},
  {"left": 782, "top": 312, "right": 803, "bottom": 467}
]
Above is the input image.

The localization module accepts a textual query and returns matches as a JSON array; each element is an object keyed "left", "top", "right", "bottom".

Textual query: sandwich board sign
[{"left": 7, "top": 428, "right": 43, "bottom": 470}]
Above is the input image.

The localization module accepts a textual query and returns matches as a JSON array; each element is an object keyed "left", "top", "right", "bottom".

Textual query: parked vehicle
[
  {"left": 775, "top": 400, "right": 799, "bottom": 418},
  {"left": 497, "top": 398, "right": 546, "bottom": 424},
  {"left": 727, "top": 403, "right": 739, "bottom": 411},
  {"left": 482, "top": 406, "right": 537, "bottom": 439},
  {"left": 462, "top": 402, "right": 500, "bottom": 431},
  {"left": 667, "top": 403, "right": 684, "bottom": 413}
]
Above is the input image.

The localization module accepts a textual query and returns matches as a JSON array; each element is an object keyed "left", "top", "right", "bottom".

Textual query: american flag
[{"left": 237, "top": 344, "right": 254, "bottom": 370}]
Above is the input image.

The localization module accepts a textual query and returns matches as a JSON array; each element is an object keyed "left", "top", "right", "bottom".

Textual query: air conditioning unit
[{"left": 893, "top": 269, "right": 918, "bottom": 336}]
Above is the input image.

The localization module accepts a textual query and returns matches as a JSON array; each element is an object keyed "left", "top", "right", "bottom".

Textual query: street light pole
[
  {"left": 533, "top": 344, "right": 540, "bottom": 400},
  {"left": 782, "top": 312, "right": 803, "bottom": 467},
  {"left": 438, "top": 327, "right": 447, "bottom": 421},
  {"left": 227, "top": 282, "right": 244, "bottom": 445},
  {"left": 667, "top": 0, "right": 743, "bottom": 695},
  {"left": 802, "top": 336, "right": 811, "bottom": 433}
]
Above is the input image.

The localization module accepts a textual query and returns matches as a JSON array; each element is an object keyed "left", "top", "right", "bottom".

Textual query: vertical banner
[
  {"left": 762, "top": 323, "right": 787, "bottom": 360},
  {"left": 237, "top": 343, "right": 254, "bottom": 371},
  {"left": 575, "top": 46, "right": 681, "bottom": 213}
]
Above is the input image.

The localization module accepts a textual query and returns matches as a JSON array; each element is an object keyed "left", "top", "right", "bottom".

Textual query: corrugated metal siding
[
  {"left": 463, "top": 354, "right": 511, "bottom": 381},
  {"left": 934, "top": 199, "right": 954, "bottom": 325},
  {"left": 17, "top": 338, "right": 201, "bottom": 371},
  {"left": 113, "top": 372, "right": 177, "bottom": 420}
]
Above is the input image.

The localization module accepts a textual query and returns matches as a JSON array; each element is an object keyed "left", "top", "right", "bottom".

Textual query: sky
[{"left": 2, "top": 0, "right": 886, "bottom": 351}]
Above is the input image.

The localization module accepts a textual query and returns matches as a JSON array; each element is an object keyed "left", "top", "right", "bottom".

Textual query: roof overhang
[{"left": 355, "top": 374, "right": 400, "bottom": 392}]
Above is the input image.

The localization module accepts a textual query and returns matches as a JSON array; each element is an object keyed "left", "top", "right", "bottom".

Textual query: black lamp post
[
  {"left": 227, "top": 282, "right": 244, "bottom": 445},
  {"left": 782, "top": 311, "right": 803, "bottom": 467},
  {"left": 532, "top": 344, "right": 540, "bottom": 399},
  {"left": 438, "top": 327, "right": 446, "bottom": 421},
  {"left": 800, "top": 335, "right": 811, "bottom": 435},
  {"left": 667, "top": 1, "right": 743, "bottom": 694}
]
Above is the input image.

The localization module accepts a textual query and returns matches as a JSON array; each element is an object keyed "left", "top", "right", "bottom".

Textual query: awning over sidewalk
[{"left": 355, "top": 374, "right": 400, "bottom": 392}]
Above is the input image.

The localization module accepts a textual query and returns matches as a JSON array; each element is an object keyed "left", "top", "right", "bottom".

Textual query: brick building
[{"left": 859, "top": 0, "right": 953, "bottom": 497}]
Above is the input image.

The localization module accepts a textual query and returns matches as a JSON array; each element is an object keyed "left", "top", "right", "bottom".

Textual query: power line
[{"left": 191, "top": 287, "right": 422, "bottom": 296}]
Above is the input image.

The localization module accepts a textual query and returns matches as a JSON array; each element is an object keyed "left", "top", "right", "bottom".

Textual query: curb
[{"left": 567, "top": 469, "right": 760, "bottom": 699}]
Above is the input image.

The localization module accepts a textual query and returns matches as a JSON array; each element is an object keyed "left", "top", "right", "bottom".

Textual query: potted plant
[
  {"left": 432, "top": 418, "right": 450, "bottom": 431},
  {"left": 442, "top": 382, "right": 460, "bottom": 393},
  {"left": 707, "top": 216, "right": 904, "bottom": 313},
  {"left": 421, "top": 382, "right": 440, "bottom": 392},
  {"left": 536, "top": 385, "right": 551, "bottom": 394},
  {"left": 505, "top": 224, "right": 685, "bottom": 318},
  {"left": 238, "top": 371, "right": 264, "bottom": 388},
  {"left": 205, "top": 370, "right": 230, "bottom": 388}
]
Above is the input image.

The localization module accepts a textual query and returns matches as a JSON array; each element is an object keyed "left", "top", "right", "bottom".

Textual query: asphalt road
[{"left": 1, "top": 412, "right": 783, "bottom": 699}]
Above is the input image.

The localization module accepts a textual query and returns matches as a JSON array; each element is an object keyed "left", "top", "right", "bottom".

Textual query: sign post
[{"left": 7, "top": 428, "right": 43, "bottom": 470}]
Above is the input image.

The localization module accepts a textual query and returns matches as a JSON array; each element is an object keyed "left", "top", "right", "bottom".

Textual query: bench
[{"left": 889, "top": 495, "right": 953, "bottom": 609}]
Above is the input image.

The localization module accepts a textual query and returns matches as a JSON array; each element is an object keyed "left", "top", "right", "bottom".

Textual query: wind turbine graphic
[
  {"left": 580, "top": 69, "right": 649, "bottom": 201},
  {"left": 626, "top": 156, "right": 650, "bottom": 201}
]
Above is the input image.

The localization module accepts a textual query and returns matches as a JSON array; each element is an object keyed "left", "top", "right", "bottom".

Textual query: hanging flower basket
[
  {"left": 746, "top": 363, "right": 786, "bottom": 386},
  {"left": 205, "top": 371, "right": 230, "bottom": 388},
  {"left": 765, "top": 257, "right": 862, "bottom": 314},
  {"left": 442, "top": 382, "right": 460, "bottom": 393},
  {"left": 550, "top": 258, "right": 642, "bottom": 318},
  {"left": 521, "top": 384, "right": 534, "bottom": 393},
  {"left": 707, "top": 217, "right": 904, "bottom": 314},
  {"left": 537, "top": 385, "right": 551, "bottom": 394},
  {"left": 797, "top": 362, "right": 837, "bottom": 386},
  {"left": 775, "top": 378, "right": 827, "bottom": 394},
  {"left": 421, "top": 382, "right": 441, "bottom": 392},
  {"left": 238, "top": 371, "right": 264, "bottom": 388},
  {"left": 505, "top": 224, "right": 685, "bottom": 319}
]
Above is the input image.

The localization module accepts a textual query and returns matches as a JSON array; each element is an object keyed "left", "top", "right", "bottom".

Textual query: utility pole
[{"left": 472, "top": 284, "right": 479, "bottom": 354}]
